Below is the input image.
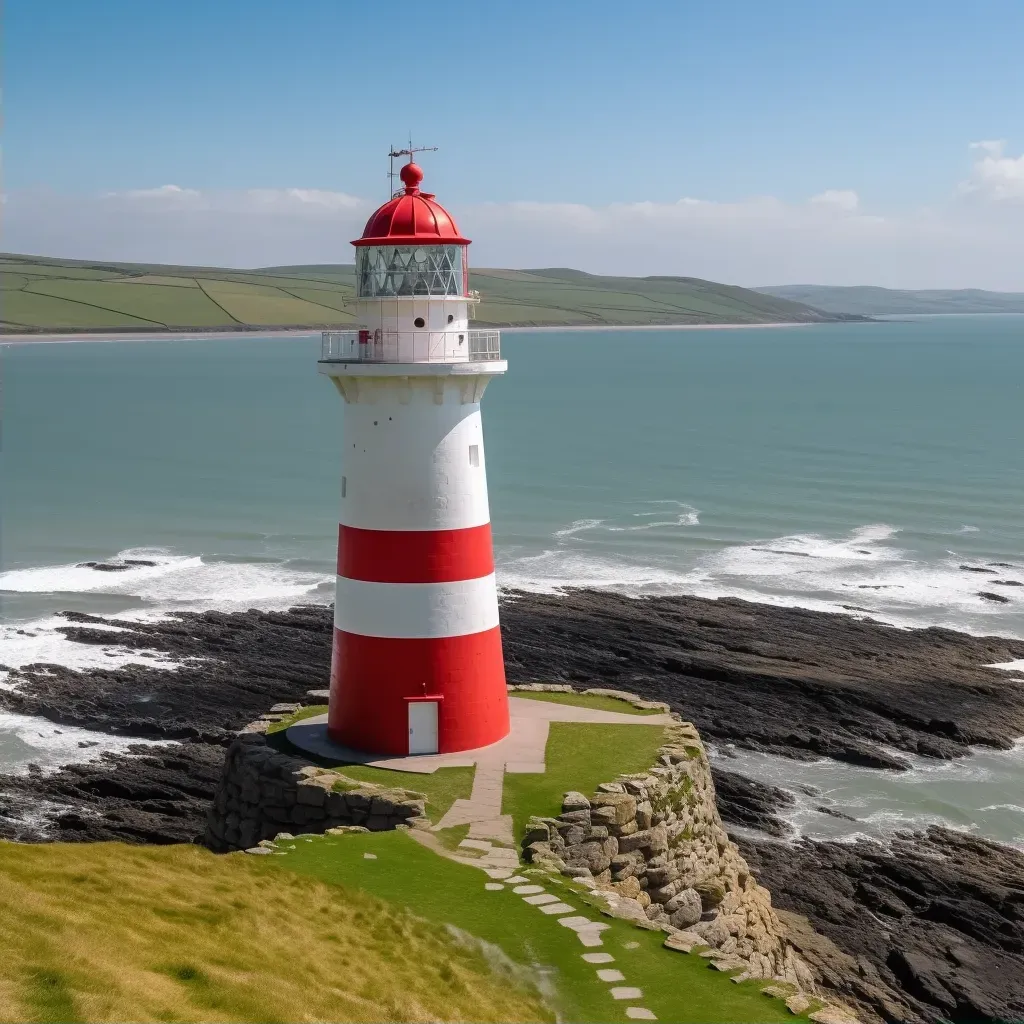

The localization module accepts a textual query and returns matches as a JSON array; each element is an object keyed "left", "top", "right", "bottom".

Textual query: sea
[{"left": 2, "top": 315, "right": 1023, "bottom": 846}]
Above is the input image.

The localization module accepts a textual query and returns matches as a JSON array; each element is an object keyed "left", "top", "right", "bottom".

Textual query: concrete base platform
[{"left": 285, "top": 696, "right": 670, "bottom": 774}]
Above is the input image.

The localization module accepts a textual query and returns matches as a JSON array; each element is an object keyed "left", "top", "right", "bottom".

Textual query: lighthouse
[{"left": 317, "top": 155, "right": 509, "bottom": 757}]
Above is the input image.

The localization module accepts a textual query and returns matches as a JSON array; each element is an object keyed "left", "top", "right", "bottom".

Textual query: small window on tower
[
  {"left": 341, "top": 476, "right": 347, "bottom": 498},
  {"left": 469, "top": 445, "right": 480, "bottom": 467},
  {"left": 413, "top": 317, "right": 425, "bottom": 328}
]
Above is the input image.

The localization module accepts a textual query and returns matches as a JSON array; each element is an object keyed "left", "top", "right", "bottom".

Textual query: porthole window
[
  {"left": 413, "top": 317, "right": 425, "bottom": 328},
  {"left": 447, "top": 314, "right": 454, "bottom": 324}
]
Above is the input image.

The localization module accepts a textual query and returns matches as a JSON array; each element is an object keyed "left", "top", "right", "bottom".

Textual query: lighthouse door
[{"left": 408, "top": 701, "right": 439, "bottom": 755}]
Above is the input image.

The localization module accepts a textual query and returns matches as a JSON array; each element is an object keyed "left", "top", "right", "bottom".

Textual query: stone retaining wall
[
  {"left": 204, "top": 731, "right": 428, "bottom": 853},
  {"left": 515, "top": 684, "right": 817, "bottom": 993}
]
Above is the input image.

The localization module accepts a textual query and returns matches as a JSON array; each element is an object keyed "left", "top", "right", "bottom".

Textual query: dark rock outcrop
[
  {"left": 75, "top": 559, "right": 158, "bottom": 571},
  {"left": 0, "top": 606, "right": 332, "bottom": 742},
  {"left": 739, "top": 828, "right": 1024, "bottom": 1024},
  {"left": 0, "top": 742, "right": 222, "bottom": 844},
  {"left": 710, "top": 766, "right": 795, "bottom": 837}
]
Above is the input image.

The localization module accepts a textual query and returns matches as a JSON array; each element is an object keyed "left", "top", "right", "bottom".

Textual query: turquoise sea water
[{"left": 1, "top": 317, "right": 1023, "bottom": 843}]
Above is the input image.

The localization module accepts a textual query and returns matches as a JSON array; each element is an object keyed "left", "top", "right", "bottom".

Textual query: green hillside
[
  {"left": 0, "top": 253, "right": 855, "bottom": 333},
  {"left": 758, "top": 283, "right": 1024, "bottom": 315}
]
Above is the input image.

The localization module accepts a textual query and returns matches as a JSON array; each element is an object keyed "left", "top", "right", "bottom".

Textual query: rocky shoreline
[{"left": 2, "top": 592, "right": 1023, "bottom": 1023}]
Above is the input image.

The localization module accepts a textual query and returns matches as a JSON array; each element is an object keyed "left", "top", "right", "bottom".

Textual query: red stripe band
[
  {"left": 337, "top": 523, "right": 495, "bottom": 583},
  {"left": 328, "top": 626, "right": 508, "bottom": 755}
]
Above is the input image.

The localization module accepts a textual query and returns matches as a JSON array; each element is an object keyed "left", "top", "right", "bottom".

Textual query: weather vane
[{"left": 388, "top": 136, "right": 438, "bottom": 195}]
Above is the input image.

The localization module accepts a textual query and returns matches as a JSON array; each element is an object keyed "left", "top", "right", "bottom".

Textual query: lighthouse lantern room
[{"left": 318, "top": 153, "right": 509, "bottom": 757}]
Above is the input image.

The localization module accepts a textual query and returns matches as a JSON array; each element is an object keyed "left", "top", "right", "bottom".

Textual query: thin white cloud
[
  {"left": 116, "top": 184, "right": 202, "bottom": 200},
  {"left": 4, "top": 144, "right": 1023, "bottom": 288},
  {"left": 810, "top": 189, "right": 859, "bottom": 212},
  {"left": 961, "top": 140, "right": 1024, "bottom": 201}
]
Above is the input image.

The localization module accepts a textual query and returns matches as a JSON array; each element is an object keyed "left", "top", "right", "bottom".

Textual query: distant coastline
[
  {"left": 0, "top": 253, "right": 867, "bottom": 336},
  {"left": 0, "top": 321, "right": 837, "bottom": 344}
]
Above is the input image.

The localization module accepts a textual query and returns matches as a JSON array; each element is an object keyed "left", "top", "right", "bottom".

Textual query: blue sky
[{"left": 6, "top": 0, "right": 1024, "bottom": 286}]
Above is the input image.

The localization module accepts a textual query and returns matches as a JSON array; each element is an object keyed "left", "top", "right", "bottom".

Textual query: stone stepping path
[
  {"left": 611, "top": 987, "right": 644, "bottom": 1001},
  {"left": 523, "top": 893, "right": 561, "bottom": 905},
  {"left": 538, "top": 901, "right": 576, "bottom": 914},
  {"left": 411, "top": 801, "right": 660, "bottom": 1019},
  {"left": 474, "top": 870, "right": 658, "bottom": 1021}
]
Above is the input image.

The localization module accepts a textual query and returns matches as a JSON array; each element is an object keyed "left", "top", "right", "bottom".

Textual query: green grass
[
  {"left": 514, "top": 691, "right": 662, "bottom": 716},
  {"left": 275, "top": 830, "right": 799, "bottom": 1024},
  {"left": 264, "top": 704, "right": 327, "bottom": 733},
  {"left": 0, "top": 841, "right": 550, "bottom": 1023},
  {"left": 337, "top": 764, "right": 476, "bottom": 822},
  {"left": 23, "top": 279, "right": 231, "bottom": 327},
  {"left": 0, "top": 252, "right": 840, "bottom": 332},
  {"left": 503, "top": 722, "right": 668, "bottom": 840}
]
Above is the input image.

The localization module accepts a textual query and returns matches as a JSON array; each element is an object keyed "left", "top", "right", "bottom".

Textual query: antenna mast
[{"left": 388, "top": 137, "right": 439, "bottom": 195}]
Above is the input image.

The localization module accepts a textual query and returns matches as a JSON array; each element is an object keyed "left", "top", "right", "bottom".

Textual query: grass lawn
[
  {"left": 0, "top": 841, "right": 550, "bottom": 1024},
  {"left": 338, "top": 764, "right": 476, "bottom": 823},
  {"left": 265, "top": 704, "right": 327, "bottom": 733},
  {"left": 275, "top": 830, "right": 800, "bottom": 1024},
  {"left": 513, "top": 691, "right": 663, "bottom": 716},
  {"left": 503, "top": 722, "right": 668, "bottom": 839}
]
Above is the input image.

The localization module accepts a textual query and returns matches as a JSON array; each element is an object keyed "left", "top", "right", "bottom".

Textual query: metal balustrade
[{"left": 320, "top": 329, "right": 500, "bottom": 363}]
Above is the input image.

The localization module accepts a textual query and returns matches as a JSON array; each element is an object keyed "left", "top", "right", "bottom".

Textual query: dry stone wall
[
  {"left": 204, "top": 731, "right": 427, "bottom": 853},
  {"left": 516, "top": 687, "right": 818, "bottom": 992}
]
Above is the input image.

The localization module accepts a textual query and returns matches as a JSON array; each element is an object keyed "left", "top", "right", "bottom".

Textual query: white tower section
[{"left": 317, "top": 159, "right": 509, "bottom": 757}]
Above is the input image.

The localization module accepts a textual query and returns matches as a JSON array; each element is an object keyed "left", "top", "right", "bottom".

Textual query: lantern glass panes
[{"left": 357, "top": 245, "right": 465, "bottom": 297}]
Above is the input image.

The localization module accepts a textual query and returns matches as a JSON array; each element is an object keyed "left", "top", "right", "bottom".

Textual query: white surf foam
[
  {"left": 552, "top": 502, "right": 699, "bottom": 539},
  {"left": 0, "top": 547, "right": 330, "bottom": 610},
  {"left": 0, "top": 711, "right": 171, "bottom": 776},
  {"left": 498, "top": 516, "right": 1024, "bottom": 638},
  {"left": 0, "top": 616, "right": 181, "bottom": 686},
  {"left": 0, "top": 547, "right": 332, "bottom": 685},
  {"left": 989, "top": 659, "right": 1024, "bottom": 673},
  {"left": 0, "top": 550, "right": 202, "bottom": 595},
  {"left": 711, "top": 739, "right": 1024, "bottom": 849}
]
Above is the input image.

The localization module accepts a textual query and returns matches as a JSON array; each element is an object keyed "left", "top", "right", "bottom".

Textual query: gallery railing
[{"left": 320, "top": 329, "right": 500, "bottom": 363}]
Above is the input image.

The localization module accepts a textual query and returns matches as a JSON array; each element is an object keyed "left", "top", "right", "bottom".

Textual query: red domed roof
[{"left": 353, "top": 162, "right": 471, "bottom": 247}]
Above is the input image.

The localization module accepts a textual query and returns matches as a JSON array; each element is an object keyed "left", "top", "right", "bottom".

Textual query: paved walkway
[
  {"left": 288, "top": 697, "right": 670, "bottom": 773},
  {"left": 288, "top": 696, "right": 671, "bottom": 846}
]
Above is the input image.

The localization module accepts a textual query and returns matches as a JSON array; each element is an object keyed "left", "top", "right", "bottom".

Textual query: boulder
[
  {"left": 590, "top": 792, "right": 637, "bottom": 824},
  {"left": 611, "top": 876, "right": 642, "bottom": 900},
  {"left": 696, "top": 878, "right": 726, "bottom": 911},
  {"left": 562, "top": 791, "right": 591, "bottom": 812},
  {"left": 665, "top": 888, "right": 703, "bottom": 928},
  {"left": 567, "top": 840, "right": 613, "bottom": 874},
  {"left": 664, "top": 930, "right": 707, "bottom": 953},
  {"left": 618, "top": 828, "right": 652, "bottom": 853},
  {"left": 635, "top": 801, "right": 653, "bottom": 829},
  {"left": 295, "top": 782, "right": 327, "bottom": 808},
  {"left": 694, "top": 917, "right": 730, "bottom": 948}
]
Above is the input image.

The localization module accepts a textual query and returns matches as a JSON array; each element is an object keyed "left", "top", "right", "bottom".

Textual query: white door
[{"left": 408, "top": 701, "right": 439, "bottom": 755}]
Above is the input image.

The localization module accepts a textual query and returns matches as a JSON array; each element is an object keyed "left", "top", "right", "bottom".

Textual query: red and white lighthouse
[{"left": 317, "top": 156, "right": 509, "bottom": 757}]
